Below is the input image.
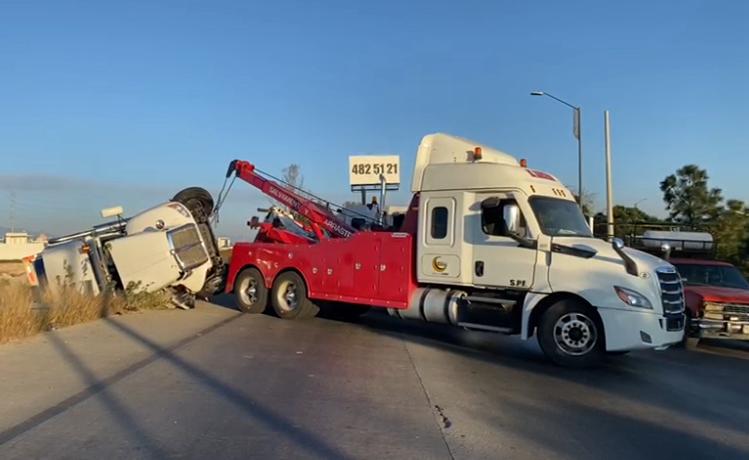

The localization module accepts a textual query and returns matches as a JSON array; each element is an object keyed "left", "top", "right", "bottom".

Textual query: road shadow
[
  {"left": 0, "top": 332, "right": 169, "bottom": 457},
  {"left": 208, "top": 293, "right": 237, "bottom": 310},
  {"left": 320, "top": 308, "right": 749, "bottom": 440},
  {"left": 0, "top": 312, "right": 351, "bottom": 460},
  {"left": 484, "top": 395, "right": 749, "bottom": 459}
]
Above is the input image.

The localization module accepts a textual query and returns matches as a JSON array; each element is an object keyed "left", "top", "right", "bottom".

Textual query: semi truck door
[
  {"left": 419, "top": 196, "right": 463, "bottom": 282},
  {"left": 472, "top": 194, "right": 536, "bottom": 289}
]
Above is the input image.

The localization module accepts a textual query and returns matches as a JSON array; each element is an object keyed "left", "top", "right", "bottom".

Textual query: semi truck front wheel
[{"left": 537, "top": 300, "right": 604, "bottom": 368}]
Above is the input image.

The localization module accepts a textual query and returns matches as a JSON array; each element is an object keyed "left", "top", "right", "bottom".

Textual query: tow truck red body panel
[
  {"left": 226, "top": 232, "right": 417, "bottom": 309},
  {"left": 224, "top": 159, "right": 420, "bottom": 310}
]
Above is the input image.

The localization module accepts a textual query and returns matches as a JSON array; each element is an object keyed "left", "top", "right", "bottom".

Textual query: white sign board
[{"left": 348, "top": 155, "right": 400, "bottom": 187}]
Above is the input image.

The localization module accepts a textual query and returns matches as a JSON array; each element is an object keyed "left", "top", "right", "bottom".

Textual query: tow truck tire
[
  {"left": 271, "top": 272, "right": 319, "bottom": 320},
  {"left": 537, "top": 300, "right": 604, "bottom": 368},
  {"left": 234, "top": 268, "right": 268, "bottom": 314}
]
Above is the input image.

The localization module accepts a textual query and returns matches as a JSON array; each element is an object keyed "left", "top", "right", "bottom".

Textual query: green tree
[
  {"left": 660, "top": 165, "right": 723, "bottom": 225},
  {"left": 714, "top": 199, "right": 748, "bottom": 263},
  {"left": 569, "top": 188, "right": 595, "bottom": 217},
  {"left": 592, "top": 206, "right": 660, "bottom": 238}
]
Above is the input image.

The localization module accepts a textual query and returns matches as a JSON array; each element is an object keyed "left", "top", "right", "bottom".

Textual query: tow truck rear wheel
[
  {"left": 234, "top": 268, "right": 268, "bottom": 314},
  {"left": 271, "top": 272, "right": 319, "bottom": 320},
  {"left": 537, "top": 300, "right": 604, "bottom": 368}
]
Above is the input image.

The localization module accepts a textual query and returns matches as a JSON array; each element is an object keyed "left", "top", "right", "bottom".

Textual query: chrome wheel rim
[
  {"left": 276, "top": 281, "right": 298, "bottom": 312},
  {"left": 553, "top": 312, "right": 597, "bottom": 356},
  {"left": 238, "top": 277, "right": 259, "bottom": 305}
]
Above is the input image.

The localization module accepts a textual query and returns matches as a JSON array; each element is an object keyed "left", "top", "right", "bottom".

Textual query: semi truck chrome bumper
[{"left": 598, "top": 308, "right": 684, "bottom": 352}]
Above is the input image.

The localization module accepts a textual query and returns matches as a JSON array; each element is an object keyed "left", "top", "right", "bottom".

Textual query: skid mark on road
[
  {"left": 403, "top": 340, "right": 456, "bottom": 460},
  {"left": 434, "top": 405, "right": 452, "bottom": 429}
]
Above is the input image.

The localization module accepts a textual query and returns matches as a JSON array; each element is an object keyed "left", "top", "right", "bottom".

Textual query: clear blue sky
[{"left": 1, "top": 0, "right": 747, "bottom": 241}]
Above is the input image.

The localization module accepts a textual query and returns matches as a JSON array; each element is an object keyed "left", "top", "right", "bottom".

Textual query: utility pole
[
  {"left": 604, "top": 111, "right": 614, "bottom": 239},
  {"left": 531, "top": 91, "right": 583, "bottom": 208}
]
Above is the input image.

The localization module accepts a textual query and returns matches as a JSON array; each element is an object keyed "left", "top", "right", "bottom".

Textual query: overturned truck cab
[{"left": 26, "top": 188, "right": 226, "bottom": 309}]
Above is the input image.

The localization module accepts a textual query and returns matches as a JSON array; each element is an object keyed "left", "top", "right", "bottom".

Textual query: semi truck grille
[
  {"left": 656, "top": 267, "right": 685, "bottom": 314},
  {"left": 168, "top": 224, "right": 209, "bottom": 271},
  {"left": 664, "top": 314, "right": 684, "bottom": 331}
]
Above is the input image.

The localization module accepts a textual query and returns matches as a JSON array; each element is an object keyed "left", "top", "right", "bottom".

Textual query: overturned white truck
[{"left": 26, "top": 188, "right": 226, "bottom": 308}]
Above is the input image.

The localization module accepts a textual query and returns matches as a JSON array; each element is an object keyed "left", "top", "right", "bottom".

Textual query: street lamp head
[{"left": 530, "top": 91, "right": 545, "bottom": 96}]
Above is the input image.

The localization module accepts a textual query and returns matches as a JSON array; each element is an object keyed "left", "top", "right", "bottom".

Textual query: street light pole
[{"left": 530, "top": 91, "right": 583, "bottom": 209}]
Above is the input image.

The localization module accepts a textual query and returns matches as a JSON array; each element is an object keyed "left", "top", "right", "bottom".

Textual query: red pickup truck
[{"left": 670, "top": 258, "right": 749, "bottom": 342}]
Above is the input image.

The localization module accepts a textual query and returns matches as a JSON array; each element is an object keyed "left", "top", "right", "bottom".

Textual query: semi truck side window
[{"left": 431, "top": 207, "right": 448, "bottom": 239}]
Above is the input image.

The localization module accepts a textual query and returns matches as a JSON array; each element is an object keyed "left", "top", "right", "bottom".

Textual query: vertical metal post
[
  {"left": 575, "top": 108, "right": 583, "bottom": 209},
  {"left": 604, "top": 110, "right": 615, "bottom": 239},
  {"left": 360, "top": 188, "right": 366, "bottom": 206},
  {"left": 379, "top": 174, "right": 387, "bottom": 226}
]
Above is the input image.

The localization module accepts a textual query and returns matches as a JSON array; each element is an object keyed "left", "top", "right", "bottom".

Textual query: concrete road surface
[{"left": 1, "top": 300, "right": 748, "bottom": 460}]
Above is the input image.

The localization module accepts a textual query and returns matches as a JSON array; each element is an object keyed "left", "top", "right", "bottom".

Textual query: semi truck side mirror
[{"left": 503, "top": 204, "right": 521, "bottom": 235}]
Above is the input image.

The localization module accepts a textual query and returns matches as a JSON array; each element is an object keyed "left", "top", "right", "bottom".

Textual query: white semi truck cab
[
  {"left": 396, "top": 133, "right": 685, "bottom": 366},
  {"left": 225, "top": 133, "right": 685, "bottom": 367}
]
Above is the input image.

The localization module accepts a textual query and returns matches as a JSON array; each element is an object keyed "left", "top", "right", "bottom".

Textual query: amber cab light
[
  {"left": 520, "top": 159, "right": 528, "bottom": 168},
  {"left": 473, "top": 146, "right": 482, "bottom": 160}
]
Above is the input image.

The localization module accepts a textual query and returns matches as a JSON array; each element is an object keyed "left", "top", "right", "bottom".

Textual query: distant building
[
  {"left": 0, "top": 232, "right": 45, "bottom": 261},
  {"left": 217, "top": 237, "right": 232, "bottom": 249}
]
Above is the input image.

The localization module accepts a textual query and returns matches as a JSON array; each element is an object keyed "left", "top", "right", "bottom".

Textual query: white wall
[{"left": 0, "top": 242, "right": 45, "bottom": 261}]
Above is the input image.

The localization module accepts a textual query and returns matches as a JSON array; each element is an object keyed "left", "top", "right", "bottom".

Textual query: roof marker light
[
  {"left": 520, "top": 159, "right": 528, "bottom": 168},
  {"left": 473, "top": 146, "right": 482, "bottom": 161}
]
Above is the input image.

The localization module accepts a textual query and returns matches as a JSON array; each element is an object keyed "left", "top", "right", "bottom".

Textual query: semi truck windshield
[{"left": 530, "top": 197, "right": 592, "bottom": 237}]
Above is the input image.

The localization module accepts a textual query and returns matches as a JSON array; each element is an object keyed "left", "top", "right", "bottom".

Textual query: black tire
[
  {"left": 271, "top": 272, "right": 319, "bottom": 320},
  {"left": 172, "top": 187, "right": 214, "bottom": 223},
  {"left": 677, "top": 310, "right": 699, "bottom": 349},
  {"left": 537, "top": 300, "right": 605, "bottom": 368},
  {"left": 234, "top": 268, "right": 268, "bottom": 314}
]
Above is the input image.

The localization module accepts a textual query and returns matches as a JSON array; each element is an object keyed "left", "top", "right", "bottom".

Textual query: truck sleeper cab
[{"left": 227, "top": 133, "right": 684, "bottom": 367}]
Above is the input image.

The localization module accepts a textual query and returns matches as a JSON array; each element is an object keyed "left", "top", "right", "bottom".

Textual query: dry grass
[
  {"left": 0, "top": 281, "right": 170, "bottom": 344},
  {"left": 0, "top": 261, "right": 25, "bottom": 278}
]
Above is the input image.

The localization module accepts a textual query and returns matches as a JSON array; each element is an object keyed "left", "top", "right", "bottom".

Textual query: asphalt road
[{"left": 1, "top": 299, "right": 748, "bottom": 460}]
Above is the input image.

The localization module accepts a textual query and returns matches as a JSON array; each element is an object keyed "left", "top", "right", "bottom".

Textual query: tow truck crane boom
[{"left": 226, "top": 160, "right": 357, "bottom": 241}]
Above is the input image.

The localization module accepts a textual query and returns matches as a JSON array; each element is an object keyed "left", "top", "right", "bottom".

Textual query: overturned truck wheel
[
  {"left": 172, "top": 187, "right": 214, "bottom": 224},
  {"left": 271, "top": 271, "right": 319, "bottom": 320},
  {"left": 234, "top": 268, "right": 268, "bottom": 314}
]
